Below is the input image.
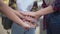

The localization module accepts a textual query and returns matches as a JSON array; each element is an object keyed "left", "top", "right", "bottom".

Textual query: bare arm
[
  {"left": 0, "top": 0, "right": 32, "bottom": 28},
  {"left": 36, "top": 0, "right": 60, "bottom": 16},
  {"left": 0, "top": 0, "right": 24, "bottom": 25},
  {"left": 36, "top": 6, "right": 53, "bottom": 16}
]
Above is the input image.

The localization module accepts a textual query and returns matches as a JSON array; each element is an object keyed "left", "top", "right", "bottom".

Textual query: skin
[
  {"left": 20, "top": 6, "right": 53, "bottom": 22},
  {"left": 0, "top": 0, "right": 35, "bottom": 29}
]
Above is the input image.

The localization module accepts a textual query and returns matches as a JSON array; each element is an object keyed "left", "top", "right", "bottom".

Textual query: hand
[
  {"left": 15, "top": 11, "right": 35, "bottom": 29},
  {"left": 20, "top": 15, "right": 37, "bottom": 29},
  {"left": 24, "top": 16, "right": 37, "bottom": 23},
  {"left": 20, "top": 11, "right": 40, "bottom": 19},
  {"left": 14, "top": 11, "right": 25, "bottom": 19},
  {"left": 14, "top": 11, "right": 35, "bottom": 29},
  {"left": 21, "top": 19, "right": 35, "bottom": 30},
  {"left": 20, "top": 11, "right": 40, "bottom": 22}
]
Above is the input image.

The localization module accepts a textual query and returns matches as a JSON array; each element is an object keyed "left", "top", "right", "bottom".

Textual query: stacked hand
[
  {"left": 20, "top": 11, "right": 40, "bottom": 21},
  {"left": 15, "top": 11, "right": 40, "bottom": 30}
]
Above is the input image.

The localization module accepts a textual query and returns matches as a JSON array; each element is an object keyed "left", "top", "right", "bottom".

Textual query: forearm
[
  {"left": 0, "top": 1, "right": 24, "bottom": 26},
  {"left": 13, "top": 11, "right": 24, "bottom": 18},
  {"left": 36, "top": 6, "right": 53, "bottom": 16}
]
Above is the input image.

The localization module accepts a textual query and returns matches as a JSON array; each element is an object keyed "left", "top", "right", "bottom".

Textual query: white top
[{"left": 16, "top": 0, "right": 35, "bottom": 11}]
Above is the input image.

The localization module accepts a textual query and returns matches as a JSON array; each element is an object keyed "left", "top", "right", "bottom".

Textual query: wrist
[{"left": 35, "top": 11, "right": 41, "bottom": 17}]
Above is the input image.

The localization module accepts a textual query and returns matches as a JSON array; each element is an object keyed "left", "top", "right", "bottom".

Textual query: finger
[
  {"left": 28, "top": 22, "right": 36, "bottom": 28},
  {"left": 24, "top": 21, "right": 35, "bottom": 28},
  {"left": 20, "top": 11, "right": 29, "bottom": 16},
  {"left": 20, "top": 11, "right": 34, "bottom": 17},
  {"left": 24, "top": 22, "right": 31, "bottom": 28},
  {"left": 25, "top": 21, "right": 35, "bottom": 27},
  {"left": 18, "top": 14, "right": 25, "bottom": 19},
  {"left": 25, "top": 16, "right": 37, "bottom": 23},
  {"left": 28, "top": 15, "right": 36, "bottom": 19},
  {"left": 30, "top": 22, "right": 35, "bottom": 28},
  {"left": 15, "top": 11, "right": 25, "bottom": 19},
  {"left": 24, "top": 18, "right": 37, "bottom": 28}
]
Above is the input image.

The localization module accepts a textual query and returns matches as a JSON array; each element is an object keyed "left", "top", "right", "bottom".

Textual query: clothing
[
  {"left": 42, "top": 0, "right": 48, "bottom": 30},
  {"left": 9, "top": 0, "right": 17, "bottom": 10},
  {"left": 3, "top": 0, "right": 9, "bottom": 5},
  {"left": 16, "top": 0, "right": 35, "bottom": 11},
  {"left": 12, "top": 0, "right": 35, "bottom": 34},
  {"left": 42, "top": 0, "right": 60, "bottom": 34},
  {"left": 51, "top": 0, "right": 60, "bottom": 11},
  {"left": 44, "top": 0, "right": 55, "bottom": 6}
]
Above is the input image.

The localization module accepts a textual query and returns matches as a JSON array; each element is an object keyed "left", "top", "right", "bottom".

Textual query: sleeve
[{"left": 51, "top": 0, "right": 60, "bottom": 11}]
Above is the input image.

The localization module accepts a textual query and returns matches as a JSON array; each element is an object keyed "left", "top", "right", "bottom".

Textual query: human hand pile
[{"left": 15, "top": 11, "right": 40, "bottom": 30}]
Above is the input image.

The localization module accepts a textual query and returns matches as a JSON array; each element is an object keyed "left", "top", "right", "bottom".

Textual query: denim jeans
[
  {"left": 46, "top": 12, "right": 60, "bottom": 34},
  {"left": 11, "top": 23, "right": 35, "bottom": 34}
]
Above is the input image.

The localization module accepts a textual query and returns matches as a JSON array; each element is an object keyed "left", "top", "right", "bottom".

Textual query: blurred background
[{"left": 0, "top": 0, "right": 48, "bottom": 34}]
